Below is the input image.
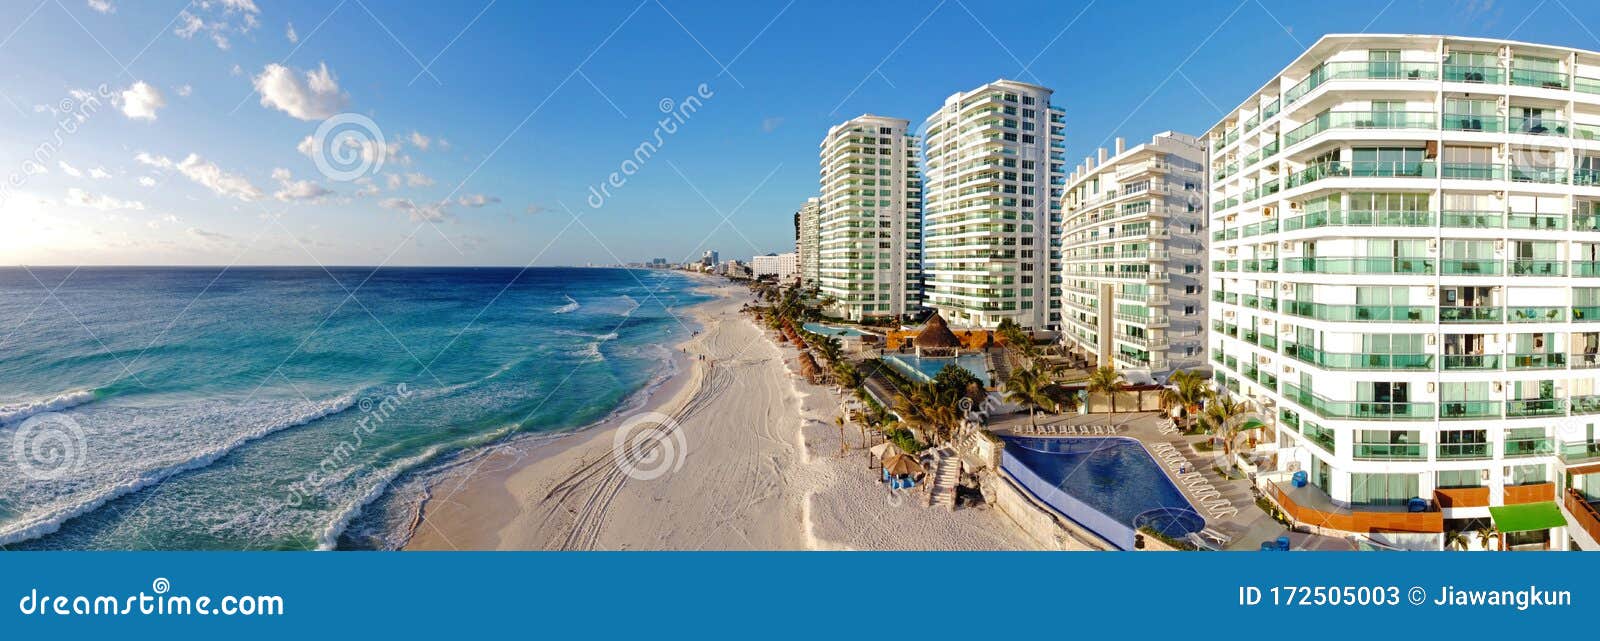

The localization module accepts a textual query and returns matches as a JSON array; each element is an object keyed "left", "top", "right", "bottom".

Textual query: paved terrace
[{"left": 989, "top": 410, "right": 1353, "bottom": 551}]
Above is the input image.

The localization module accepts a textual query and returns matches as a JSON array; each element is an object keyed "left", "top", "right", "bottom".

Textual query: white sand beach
[{"left": 404, "top": 276, "right": 1033, "bottom": 550}]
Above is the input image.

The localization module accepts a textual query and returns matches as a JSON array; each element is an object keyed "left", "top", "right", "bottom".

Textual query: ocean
[{"left": 0, "top": 266, "right": 709, "bottom": 550}]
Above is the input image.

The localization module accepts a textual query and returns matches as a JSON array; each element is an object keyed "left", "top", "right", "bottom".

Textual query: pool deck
[{"left": 989, "top": 411, "right": 1347, "bottom": 550}]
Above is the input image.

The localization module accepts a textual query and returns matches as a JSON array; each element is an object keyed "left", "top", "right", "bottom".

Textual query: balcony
[
  {"left": 1440, "top": 259, "right": 1502, "bottom": 276},
  {"left": 1565, "top": 488, "right": 1600, "bottom": 547},
  {"left": 1283, "top": 342, "right": 1433, "bottom": 371},
  {"left": 1443, "top": 64, "right": 1505, "bottom": 84},
  {"left": 1508, "top": 307, "right": 1565, "bottom": 323},
  {"left": 1441, "top": 210, "right": 1504, "bottom": 228},
  {"left": 1435, "top": 486, "right": 1491, "bottom": 509},
  {"left": 1507, "top": 398, "right": 1567, "bottom": 417},
  {"left": 1510, "top": 66, "right": 1568, "bottom": 89},
  {"left": 1505, "top": 436, "right": 1555, "bottom": 458},
  {"left": 1353, "top": 442, "right": 1426, "bottom": 461},
  {"left": 1438, "top": 441, "right": 1492, "bottom": 459},
  {"left": 1281, "top": 383, "right": 1433, "bottom": 421},
  {"left": 1440, "top": 306, "right": 1502, "bottom": 323},
  {"left": 1285, "top": 301, "right": 1433, "bottom": 323},
  {"left": 1442, "top": 353, "right": 1500, "bottom": 370},
  {"left": 1439, "top": 401, "right": 1502, "bottom": 421},
  {"left": 1507, "top": 213, "right": 1567, "bottom": 231},
  {"left": 1282, "top": 256, "right": 1434, "bottom": 275},
  {"left": 1269, "top": 482, "right": 1443, "bottom": 534}
]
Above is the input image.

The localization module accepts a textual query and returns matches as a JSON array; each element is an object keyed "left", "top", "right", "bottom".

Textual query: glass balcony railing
[
  {"left": 1443, "top": 64, "right": 1505, "bottom": 84},
  {"left": 1438, "top": 441, "right": 1492, "bottom": 459},
  {"left": 1441, "top": 162, "right": 1503, "bottom": 180},
  {"left": 1282, "top": 256, "right": 1434, "bottom": 275},
  {"left": 1440, "top": 306, "right": 1503, "bottom": 323},
  {"left": 1442, "top": 114, "right": 1503, "bottom": 133},
  {"left": 1441, "top": 210, "right": 1504, "bottom": 228},
  {"left": 1575, "top": 306, "right": 1600, "bottom": 322},
  {"left": 1571, "top": 395, "right": 1600, "bottom": 415},
  {"left": 1508, "top": 258, "right": 1565, "bottom": 276},
  {"left": 1508, "top": 352, "right": 1566, "bottom": 369},
  {"left": 1509, "top": 167, "right": 1568, "bottom": 184},
  {"left": 1282, "top": 383, "right": 1434, "bottom": 421},
  {"left": 1283, "top": 209, "right": 1433, "bottom": 229},
  {"left": 1507, "top": 398, "right": 1567, "bottom": 417},
  {"left": 1354, "top": 443, "right": 1426, "bottom": 461},
  {"left": 1440, "top": 401, "right": 1502, "bottom": 421},
  {"left": 1285, "top": 301, "right": 1434, "bottom": 323},
  {"left": 1504, "top": 437, "right": 1555, "bottom": 458},
  {"left": 1508, "top": 307, "right": 1566, "bottom": 322},
  {"left": 1573, "top": 261, "right": 1600, "bottom": 277},
  {"left": 1440, "top": 259, "right": 1502, "bottom": 275},
  {"left": 1283, "top": 343, "right": 1433, "bottom": 371},
  {"left": 1442, "top": 354, "right": 1500, "bottom": 370},
  {"left": 1350, "top": 160, "right": 1435, "bottom": 178},
  {"left": 1510, "top": 66, "right": 1568, "bottom": 89},
  {"left": 1508, "top": 116, "right": 1568, "bottom": 136},
  {"left": 1559, "top": 439, "right": 1600, "bottom": 463}
]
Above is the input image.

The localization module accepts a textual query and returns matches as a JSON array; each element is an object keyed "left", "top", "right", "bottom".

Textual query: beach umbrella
[{"left": 881, "top": 453, "right": 923, "bottom": 477}]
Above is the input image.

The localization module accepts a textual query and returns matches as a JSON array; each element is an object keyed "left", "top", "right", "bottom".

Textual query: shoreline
[{"left": 404, "top": 273, "right": 1033, "bottom": 551}]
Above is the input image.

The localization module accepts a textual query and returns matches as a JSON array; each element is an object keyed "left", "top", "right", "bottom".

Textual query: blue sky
[{"left": 0, "top": 0, "right": 1592, "bottom": 266}]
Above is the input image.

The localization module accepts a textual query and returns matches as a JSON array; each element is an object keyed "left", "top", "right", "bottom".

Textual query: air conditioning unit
[
  {"left": 1263, "top": 206, "right": 1276, "bottom": 217},
  {"left": 1280, "top": 241, "right": 1292, "bottom": 251},
  {"left": 1283, "top": 365, "right": 1296, "bottom": 375},
  {"left": 1288, "top": 201, "right": 1303, "bottom": 211},
  {"left": 1280, "top": 283, "right": 1292, "bottom": 293},
  {"left": 1259, "top": 355, "right": 1271, "bottom": 365}
]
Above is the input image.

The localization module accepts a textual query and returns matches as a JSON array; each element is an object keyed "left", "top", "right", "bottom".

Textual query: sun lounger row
[
  {"left": 1147, "top": 442, "right": 1239, "bottom": 519},
  {"left": 1156, "top": 419, "right": 1179, "bottom": 436},
  {"left": 1014, "top": 424, "right": 1121, "bottom": 436}
]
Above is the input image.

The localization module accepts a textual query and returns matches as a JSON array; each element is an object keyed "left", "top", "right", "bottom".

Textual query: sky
[{"left": 0, "top": 0, "right": 1591, "bottom": 267}]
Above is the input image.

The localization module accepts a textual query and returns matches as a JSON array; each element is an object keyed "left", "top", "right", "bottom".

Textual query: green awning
[
  {"left": 1240, "top": 418, "right": 1267, "bottom": 430},
  {"left": 1488, "top": 502, "right": 1568, "bottom": 533}
]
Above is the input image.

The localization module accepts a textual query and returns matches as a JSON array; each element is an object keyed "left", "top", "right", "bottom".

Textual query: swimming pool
[
  {"left": 1001, "top": 436, "right": 1203, "bottom": 549},
  {"left": 801, "top": 322, "right": 871, "bottom": 338},
  {"left": 882, "top": 352, "right": 991, "bottom": 387}
]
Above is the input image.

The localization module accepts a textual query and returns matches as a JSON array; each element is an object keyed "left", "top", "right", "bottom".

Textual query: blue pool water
[
  {"left": 1001, "top": 437, "right": 1203, "bottom": 546},
  {"left": 801, "top": 323, "right": 870, "bottom": 338},
  {"left": 882, "top": 353, "right": 990, "bottom": 387}
]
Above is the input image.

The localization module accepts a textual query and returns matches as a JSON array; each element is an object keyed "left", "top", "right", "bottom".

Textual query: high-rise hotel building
[
  {"left": 1210, "top": 34, "right": 1600, "bottom": 550},
  {"left": 922, "top": 80, "right": 1066, "bottom": 330},
  {"left": 1061, "top": 132, "right": 1209, "bottom": 378},
  {"left": 817, "top": 115, "right": 924, "bottom": 321},
  {"left": 796, "top": 196, "right": 821, "bottom": 289}
]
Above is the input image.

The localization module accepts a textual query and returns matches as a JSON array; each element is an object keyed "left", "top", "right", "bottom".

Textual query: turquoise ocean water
[{"left": 0, "top": 267, "right": 708, "bottom": 550}]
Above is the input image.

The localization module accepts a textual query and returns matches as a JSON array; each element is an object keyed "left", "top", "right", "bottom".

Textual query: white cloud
[
  {"left": 761, "top": 116, "right": 784, "bottom": 133},
  {"left": 89, "top": 166, "right": 111, "bottom": 179},
  {"left": 87, "top": 0, "right": 114, "bottom": 14},
  {"left": 187, "top": 227, "right": 236, "bottom": 246},
  {"left": 403, "top": 172, "right": 434, "bottom": 187},
  {"left": 146, "top": 214, "right": 180, "bottom": 230},
  {"left": 384, "top": 174, "right": 402, "bottom": 190},
  {"left": 138, "top": 176, "right": 158, "bottom": 187},
  {"left": 137, "top": 152, "right": 263, "bottom": 201},
  {"left": 174, "top": 2, "right": 259, "bottom": 50},
  {"left": 118, "top": 81, "right": 165, "bottom": 120},
  {"left": 66, "top": 188, "right": 145, "bottom": 211},
  {"left": 379, "top": 197, "right": 450, "bottom": 223},
  {"left": 58, "top": 161, "right": 84, "bottom": 178},
  {"left": 285, "top": 21, "right": 298, "bottom": 43},
  {"left": 353, "top": 177, "right": 380, "bottom": 197},
  {"left": 211, "top": 33, "right": 230, "bottom": 50},
  {"left": 175, "top": 11, "right": 204, "bottom": 38},
  {"left": 525, "top": 204, "right": 547, "bottom": 216},
  {"left": 230, "top": 64, "right": 243, "bottom": 77},
  {"left": 176, "top": 84, "right": 193, "bottom": 97},
  {"left": 270, "top": 167, "right": 333, "bottom": 202},
  {"left": 408, "top": 131, "right": 431, "bottom": 151},
  {"left": 253, "top": 62, "right": 347, "bottom": 121},
  {"left": 457, "top": 194, "right": 499, "bottom": 208}
]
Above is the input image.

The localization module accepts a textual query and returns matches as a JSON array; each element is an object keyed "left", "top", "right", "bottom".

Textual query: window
[
  {"left": 1437, "top": 469, "right": 1483, "bottom": 488},
  {"left": 1351, "top": 147, "right": 1426, "bottom": 176},
  {"left": 1349, "top": 472, "right": 1418, "bottom": 506}
]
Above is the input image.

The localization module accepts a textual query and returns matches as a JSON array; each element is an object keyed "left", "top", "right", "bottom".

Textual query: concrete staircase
[{"left": 927, "top": 452, "right": 962, "bottom": 511}]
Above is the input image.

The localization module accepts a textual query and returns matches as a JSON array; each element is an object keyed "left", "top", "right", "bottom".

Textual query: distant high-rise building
[
  {"left": 818, "top": 114, "right": 923, "bottom": 321},
  {"left": 797, "top": 197, "right": 821, "bottom": 289},
  {"left": 702, "top": 250, "right": 719, "bottom": 267},
  {"left": 922, "top": 80, "right": 1065, "bottom": 330}
]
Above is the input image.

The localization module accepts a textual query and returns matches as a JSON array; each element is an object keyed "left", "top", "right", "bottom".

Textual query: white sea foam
[
  {"left": 315, "top": 445, "right": 442, "bottom": 551},
  {"left": 553, "top": 294, "right": 580, "bottom": 314},
  {"left": 0, "top": 389, "right": 97, "bottom": 426},
  {"left": 0, "top": 392, "right": 358, "bottom": 547}
]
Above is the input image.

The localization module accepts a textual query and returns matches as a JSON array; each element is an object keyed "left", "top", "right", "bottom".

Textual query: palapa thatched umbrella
[
  {"left": 798, "top": 352, "right": 821, "bottom": 382},
  {"left": 913, "top": 312, "right": 962, "bottom": 357},
  {"left": 881, "top": 452, "right": 923, "bottom": 477}
]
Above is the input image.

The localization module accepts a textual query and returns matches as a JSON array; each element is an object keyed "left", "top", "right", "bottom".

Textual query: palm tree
[
  {"left": 1475, "top": 523, "right": 1499, "bottom": 551},
  {"left": 833, "top": 361, "right": 863, "bottom": 390},
  {"left": 1004, "top": 365, "right": 1054, "bottom": 429},
  {"left": 1201, "top": 395, "right": 1247, "bottom": 454},
  {"left": 1161, "top": 369, "right": 1212, "bottom": 432},
  {"left": 1085, "top": 366, "right": 1125, "bottom": 424},
  {"left": 1444, "top": 529, "right": 1470, "bottom": 551},
  {"left": 834, "top": 414, "right": 848, "bottom": 458}
]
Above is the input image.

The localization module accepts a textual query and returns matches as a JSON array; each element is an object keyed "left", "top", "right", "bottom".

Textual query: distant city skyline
[{"left": 2, "top": 1, "right": 1592, "bottom": 266}]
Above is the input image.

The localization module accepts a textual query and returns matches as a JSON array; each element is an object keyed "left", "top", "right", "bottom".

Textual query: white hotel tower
[
  {"left": 1210, "top": 34, "right": 1600, "bottom": 550},
  {"left": 1061, "top": 132, "right": 1209, "bottom": 378},
  {"left": 922, "top": 80, "right": 1066, "bottom": 330},
  {"left": 817, "top": 115, "right": 924, "bottom": 321}
]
